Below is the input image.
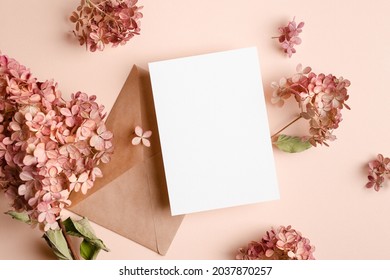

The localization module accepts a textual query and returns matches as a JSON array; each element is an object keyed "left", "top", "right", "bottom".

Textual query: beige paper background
[{"left": 0, "top": 0, "right": 389, "bottom": 259}]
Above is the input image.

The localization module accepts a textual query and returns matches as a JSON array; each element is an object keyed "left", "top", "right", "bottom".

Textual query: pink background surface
[{"left": 1, "top": 0, "right": 390, "bottom": 260}]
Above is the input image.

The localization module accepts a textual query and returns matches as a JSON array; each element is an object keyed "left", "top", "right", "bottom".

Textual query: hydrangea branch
[
  {"left": 273, "top": 17, "right": 304, "bottom": 58},
  {"left": 0, "top": 52, "right": 112, "bottom": 259},
  {"left": 271, "top": 64, "right": 351, "bottom": 152}
]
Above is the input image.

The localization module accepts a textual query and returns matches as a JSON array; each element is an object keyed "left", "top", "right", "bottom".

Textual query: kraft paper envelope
[{"left": 69, "top": 65, "right": 184, "bottom": 255}]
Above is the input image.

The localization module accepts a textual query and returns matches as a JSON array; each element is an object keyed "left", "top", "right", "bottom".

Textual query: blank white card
[{"left": 149, "top": 47, "right": 279, "bottom": 215}]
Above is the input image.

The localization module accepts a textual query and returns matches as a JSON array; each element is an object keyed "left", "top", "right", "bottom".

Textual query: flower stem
[
  {"left": 59, "top": 219, "right": 81, "bottom": 260},
  {"left": 271, "top": 115, "right": 302, "bottom": 138}
]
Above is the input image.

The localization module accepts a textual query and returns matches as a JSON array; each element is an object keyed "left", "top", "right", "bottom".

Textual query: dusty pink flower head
[
  {"left": 275, "top": 17, "right": 304, "bottom": 57},
  {"left": 271, "top": 64, "right": 351, "bottom": 147},
  {"left": 70, "top": 0, "right": 143, "bottom": 52},
  {"left": 237, "top": 225, "right": 315, "bottom": 260},
  {"left": 366, "top": 154, "right": 390, "bottom": 191},
  {"left": 0, "top": 52, "right": 113, "bottom": 231}
]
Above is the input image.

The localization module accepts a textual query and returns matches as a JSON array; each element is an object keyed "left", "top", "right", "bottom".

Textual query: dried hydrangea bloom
[
  {"left": 70, "top": 0, "right": 143, "bottom": 52},
  {"left": 271, "top": 64, "right": 350, "bottom": 147},
  {"left": 0, "top": 52, "right": 113, "bottom": 231},
  {"left": 237, "top": 225, "right": 315, "bottom": 260},
  {"left": 366, "top": 154, "right": 390, "bottom": 191},
  {"left": 274, "top": 17, "right": 304, "bottom": 57}
]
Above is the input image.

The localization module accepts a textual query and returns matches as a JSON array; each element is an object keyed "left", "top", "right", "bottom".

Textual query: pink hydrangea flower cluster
[
  {"left": 70, "top": 0, "right": 143, "bottom": 52},
  {"left": 0, "top": 53, "right": 113, "bottom": 231},
  {"left": 366, "top": 154, "right": 390, "bottom": 191},
  {"left": 271, "top": 64, "right": 350, "bottom": 147},
  {"left": 275, "top": 17, "right": 304, "bottom": 57},
  {"left": 237, "top": 225, "right": 315, "bottom": 260}
]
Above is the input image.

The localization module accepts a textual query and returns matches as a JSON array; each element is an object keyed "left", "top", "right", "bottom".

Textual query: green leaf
[
  {"left": 80, "top": 240, "right": 100, "bottom": 260},
  {"left": 5, "top": 211, "right": 31, "bottom": 224},
  {"left": 43, "top": 230, "right": 73, "bottom": 260},
  {"left": 63, "top": 217, "right": 109, "bottom": 259},
  {"left": 274, "top": 134, "right": 312, "bottom": 153},
  {"left": 62, "top": 217, "right": 81, "bottom": 237}
]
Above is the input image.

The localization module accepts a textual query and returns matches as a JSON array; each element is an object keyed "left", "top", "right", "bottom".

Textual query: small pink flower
[
  {"left": 37, "top": 201, "right": 61, "bottom": 231},
  {"left": 69, "top": 172, "right": 93, "bottom": 194},
  {"left": 274, "top": 17, "right": 304, "bottom": 58},
  {"left": 132, "top": 126, "right": 152, "bottom": 147},
  {"left": 90, "top": 124, "right": 113, "bottom": 151},
  {"left": 366, "top": 154, "right": 390, "bottom": 191}
]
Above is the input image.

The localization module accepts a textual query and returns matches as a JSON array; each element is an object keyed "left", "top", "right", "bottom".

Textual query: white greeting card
[{"left": 149, "top": 47, "right": 279, "bottom": 215}]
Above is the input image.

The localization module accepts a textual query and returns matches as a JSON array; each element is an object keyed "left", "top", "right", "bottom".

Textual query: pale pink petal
[
  {"left": 265, "top": 249, "right": 274, "bottom": 258},
  {"left": 90, "top": 135, "right": 104, "bottom": 150},
  {"left": 279, "top": 77, "right": 287, "bottom": 86},
  {"left": 71, "top": 105, "right": 79, "bottom": 115},
  {"left": 132, "top": 136, "right": 141, "bottom": 145},
  {"left": 93, "top": 167, "right": 103, "bottom": 177},
  {"left": 18, "top": 185, "right": 27, "bottom": 196},
  {"left": 78, "top": 172, "right": 89, "bottom": 183},
  {"left": 29, "top": 94, "right": 41, "bottom": 102},
  {"left": 34, "top": 113, "right": 45, "bottom": 123},
  {"left": 81, "top": 126, "right": 92, "bottom": 138},
  {"left": 9, "top": 122, "right": 21, "bottom": 131},
  {"left": 74, "top": 182, "right": 81, "bottom": 192},
  {"left": 23, "top": 155, "right": 37, "bottom": 166},
  {"left": 48, "top": 166, "right": 58, "bottom": 177},
  {"left": 3, "top": 137, "right": 13, "bottom": 145},
  {"left": 142, "top": 138, "right": 151, "bottom": 147},
  {"left": 20, "top": 171, "right": 34, "bottom": 181},
  {"left": 83, "top": 120, "right": 96, "bottom": 129},
  {"left": 46, "top": 150, "right": 58, "bottom": 159},
  {"left": 100, "top": 131, "right": 113, "bottom": 140},
  {"left": 97, "top": 125, "right": 106, "bottom": 135},
  {"left": 43, "top": 192, "right": 52, "bottom": 202},
  {"left": 69, "top": 173, "right": 77, "bottom": 183},
  {"left": 142, "top": 130, "right": 152, "bottom": 138},
  {"left": 287, "top": 251, "right": 296, "bottom": 258},
  {"left": 37, "top": 202, "right": 48, "bottom": 212},
  {"left": 38, "top": 212, "right": 46, "bottom": 223},
  {"left": 90, "top": 32, "right": 99, "bottom": 41},
  {"left": 45, "top": 212, "right": 56, "bottom": 224},
  {"left": 81, "top": 182, "right": 89, "bottom": 195},
  {"left": 65, "top": 117, "right": 75, "bottom": 127},
  {"left": 34, "top": 143, "right": 47, "bottom": 163},
  {"left": 135, "top": 126, "right": 143, "bottom": 137}
]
